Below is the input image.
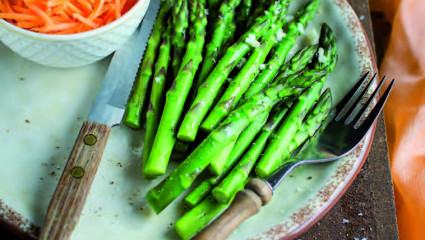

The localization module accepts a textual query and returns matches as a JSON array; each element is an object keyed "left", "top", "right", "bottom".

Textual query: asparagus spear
[
  {"left": 176, "top": 194, "right": 239, "bottom": 240},
  {"left": 145, "top": 68, "right": 326, "bottom": 213},
  {"left": 143, "top": 0, "right": 208, "bottom": 177},
  {"left": 208, "top": 110, "right": 269, "bottom": 175},
  {"left": 171, "top": 0, "right": 189, "bottom": 78},
  {"left": 208, "top": 71, "right": 325, "bottom": 201},
  {"left": 314, "top": 23, "right": 338, "bottom": 72},
  {"left": 178, "top": 0, "right": 289, "bottom": 142},
  {"left": 212, "top": 90, "right": 332, "bottom": 203},
  {"left": 142, "top": 20, "right": 172, "bottom": 169},
  {"left": 175, "top": 91, "right": 332, "bottom": 237},
  {"left": 183, "top": 109, "right": 271, "bottom": 207},
  {"left": 177, "top": 91, "right": 332, "bottom": 240},
  {"left": 196, "top": 0, "right": 242, "bottom": 89},
  {"left": 220, "top": 15, "right": 237, "bottom": 54},
  {"left": 184, "top": 180, "right": 214, "bottom": 208},
  {"left": 244, "top": 45, "right": 318, "bottom": 100},
  {"left": 279, "top": 45, "right": 319, "bottom": 77},
  {"left": 255, "top": 23, "right": 338, "bottom": 178},
  {"left": 122, "top": 0, "right": 173, "bottom": 129},
  {"left": 255, "top": 82, "right": 323, "bottom": 178},
  {"left": 207, "top": 0, "right": 222, "bottom": 24},
  {"left": 200, "top": 9, "right": 289, "bottom": 131},
  {"left": 175, "top": 91, "right": 331, "bottom": 239},
  {"left": 146, "top": 80, "right": 284, "bottom": 213},
  {"left": 243, "top": 0, "right": 321, "bottom": 99}
]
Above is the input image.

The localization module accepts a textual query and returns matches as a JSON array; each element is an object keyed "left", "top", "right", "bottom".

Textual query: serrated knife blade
[
  {"left": 88, "top": 0, "right": 161, "bottom": 126},
  {"left": 39, "top": 0, "right": 161, "bottom": 239}
]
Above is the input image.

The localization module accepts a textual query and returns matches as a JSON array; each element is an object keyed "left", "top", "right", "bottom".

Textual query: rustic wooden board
[{"left": 298, "top": 1, "right": 399, "bottom": 239}]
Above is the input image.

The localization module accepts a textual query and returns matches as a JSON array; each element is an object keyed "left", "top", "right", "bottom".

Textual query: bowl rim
[{"left": 0, "top": 0, "right": 148, "bottom": 41}]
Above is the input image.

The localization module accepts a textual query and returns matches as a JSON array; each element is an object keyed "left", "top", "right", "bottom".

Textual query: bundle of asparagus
[{"left": 122, "top": 0, "right": 338, "bottom": 238}]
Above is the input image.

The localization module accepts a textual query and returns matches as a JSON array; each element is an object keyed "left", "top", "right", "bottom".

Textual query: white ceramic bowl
[{"left": 0, "top": 0, "right": 149, "bottom": 68}]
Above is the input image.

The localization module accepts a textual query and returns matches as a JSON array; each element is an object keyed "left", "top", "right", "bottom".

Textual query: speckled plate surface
[{"left": 0, "top": 0, "right": 376, "bottom": 239}]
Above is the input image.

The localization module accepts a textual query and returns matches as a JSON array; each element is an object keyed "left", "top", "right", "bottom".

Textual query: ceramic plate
[{"left": 0, "top": 0, "right": 376, "bottom": 239}]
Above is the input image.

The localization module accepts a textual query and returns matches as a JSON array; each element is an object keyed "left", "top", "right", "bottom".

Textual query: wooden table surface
[
  {"left": 298, "top": 0, "right": 399, "bottom": 239},
  {"left": 0, "top": 1, "right": 399, "bottom": 239}
]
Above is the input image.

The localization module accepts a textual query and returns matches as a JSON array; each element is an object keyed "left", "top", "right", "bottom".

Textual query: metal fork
[{"left": 193, "top": 72, "right": 395, "bottom": 240}]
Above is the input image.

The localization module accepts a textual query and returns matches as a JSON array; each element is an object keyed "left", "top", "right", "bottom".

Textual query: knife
[{"left": 39, "top": 1, "right": 161, "bottom": 239}]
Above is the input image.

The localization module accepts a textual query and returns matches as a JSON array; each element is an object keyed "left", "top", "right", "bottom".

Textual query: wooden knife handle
[
  {"left": 193, "top": 179, "right": 273, "bottom": 240},
  {"left": 39, "top": 120, "right": 111, "bottom": 240}
]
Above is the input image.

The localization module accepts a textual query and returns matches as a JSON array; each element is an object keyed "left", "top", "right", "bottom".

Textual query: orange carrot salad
[{"left": 0, "top": 0, "right": 137, "bottom": 34}]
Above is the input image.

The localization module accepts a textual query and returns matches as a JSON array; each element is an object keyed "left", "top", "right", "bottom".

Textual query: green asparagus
[
  {"left": 176, "top": 194, "right": 239, "bottom": 240},
  {"left": 208, "top": 111, "right": 269, "bottom": 175},
  {"left": 171, "top": 0, "right": 189, "bottom": 78},
  {"left": 178, "top": 0, "right": 289, "bottom": 142},
  {"left": 196, "top": 0, "right": 242, "bottom": 89},
  {"left": 213, "top": 90, "right": 332, "bottom": 203},
  {"left": 146, "top": 81, "right": 283, "bottom": 213},
  {"left": 184, "top": 180, "right": 213, "bottom": 208},
  {"left": 211, "top": 101, "right": 292, "bottom": 203},
  {"left": 175, "top": 91, "right": 332, "bottom": 237},
  {"left": 254, "top": 23, "right": 337, "bottom": 178},
  {"left": 255, "top": 82, "right": 323, "bottom": 178},
  {"left": 279, "top": 44, "right": 319, "bottom": 77},
  {"left": 200, "top": 11, "right": 288, "bottom": 131},
  {"left": 243, "top": 0, "right": 321, "bottom": 98},
  {"left": 145, "top": 65, "right": 327, "bottom": 213},
  {"left": 314, "top": 23, "right": 338, "bottom": 72},
  {"left": 142, "top": 21, "right": 172, "bottom": 169},
  {"left": 143, "top": 0, "right": 207, "bottom": 177},
  {"left": 123, "top": 0, "right": 172, "bottom": 129},
  {"left": 221, "top": 15, "right": 237, "bottom": 51},
  {"left": 183, "top": 109, "right": 271, "bottom": 206}
]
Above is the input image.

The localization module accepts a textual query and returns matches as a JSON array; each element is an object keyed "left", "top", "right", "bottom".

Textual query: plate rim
[{"left": 267, "top": 0, "right": 379, "bottom": 239}]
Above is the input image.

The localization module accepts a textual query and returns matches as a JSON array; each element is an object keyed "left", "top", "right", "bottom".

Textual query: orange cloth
[{"left": 370, "top": 0, "right": 425, "bottom": 239}]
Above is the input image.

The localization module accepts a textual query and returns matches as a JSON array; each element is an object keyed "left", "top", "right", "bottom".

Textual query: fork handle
[{"left": 193, "top": 179, "right": 273, "bottom": 240}]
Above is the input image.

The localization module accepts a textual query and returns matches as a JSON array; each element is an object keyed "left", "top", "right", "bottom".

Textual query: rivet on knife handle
[
  {"left": 193, "top": 179, "right": 273, "bottom": 240},
  {"left": 39, "top": 120, "right": 111, "bottom": 240}
]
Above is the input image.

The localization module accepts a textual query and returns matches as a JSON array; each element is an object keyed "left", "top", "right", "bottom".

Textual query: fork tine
[
  {"left": 351, "top": 75, "right": 387, "bottom": 126},
  {"left": 357, "top": 79, "right": 395, "bottom": 131},
  {"left": 341, "top": 73, "right": 379, "bottom": 124},
  {"left": 335, "top": 72, "right": 371, "bottom": 120}
]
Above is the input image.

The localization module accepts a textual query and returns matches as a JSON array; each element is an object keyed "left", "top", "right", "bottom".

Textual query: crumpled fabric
[{"left": 370, "top": 0, "right": 425, "bottom": 239}]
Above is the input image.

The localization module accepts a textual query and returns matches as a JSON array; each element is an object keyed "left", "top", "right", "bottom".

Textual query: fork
[{"left": 193, "top": 72, "right": 395, "bottom": 240}]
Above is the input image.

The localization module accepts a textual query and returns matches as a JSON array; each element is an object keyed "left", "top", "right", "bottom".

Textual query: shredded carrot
[
  {"left": 119, "top": 0, "right": 126, "bottom": 11},
  {"left": 16, "top": 19, "right": 42, "bottom": 27},
  {"left": 11, "top": 5, "right": 29, "bottom": 13},
  {"left": 0, "top": 12, "right": 37, "bottom": 20},
  {"left": 0, "top": 0, "right": 137, "bottom": 34},
  {"left": 28, "top": 4, "right": 53, "bottom": 26},
  {"left": 88, "top": 0, "right": 104, "bottom": 20},
  {"left": 114, "top": 0, "right": 119, "bottom": 18},
  {"left": 73, "top": 12, "right": 97, "bottom": 28},
  {"left": 3, "top": 0, "right": 15, "bottom": 13}
]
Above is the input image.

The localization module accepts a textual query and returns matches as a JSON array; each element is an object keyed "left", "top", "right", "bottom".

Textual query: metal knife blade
[{"left": 88, "top": 0, "right": 161, "bottom": 126}]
